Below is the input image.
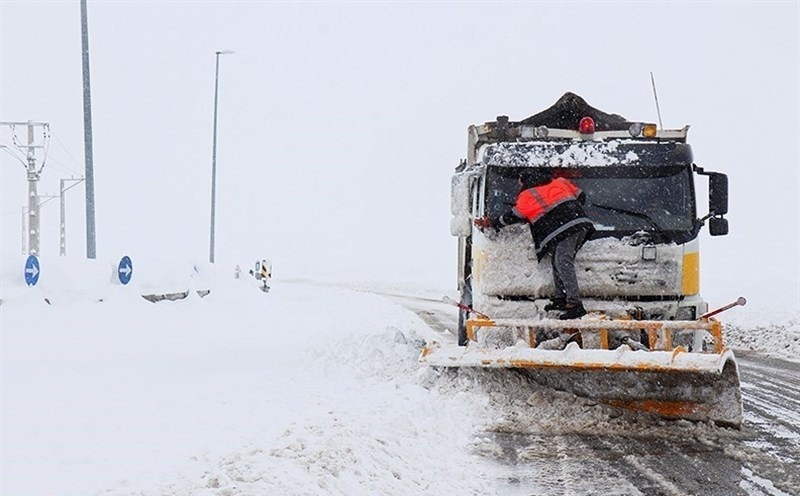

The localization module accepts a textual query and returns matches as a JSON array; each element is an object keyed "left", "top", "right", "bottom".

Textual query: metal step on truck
[{"left": 421, "top": 92, "right": 743, "bottom": 427}]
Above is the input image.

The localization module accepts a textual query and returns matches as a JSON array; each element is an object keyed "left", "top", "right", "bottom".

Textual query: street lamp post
[{"left": 209, "top": 50, "right": 233, "bottom": 264}]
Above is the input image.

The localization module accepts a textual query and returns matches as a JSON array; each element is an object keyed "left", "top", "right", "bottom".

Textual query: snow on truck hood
[{"left": 473, "top": 228, "right": 683, "bottom": 300}]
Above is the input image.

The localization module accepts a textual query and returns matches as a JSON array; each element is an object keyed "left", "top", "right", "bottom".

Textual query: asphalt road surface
[{"left": 384, "top": 291, "right": 800, "bottom": 496}]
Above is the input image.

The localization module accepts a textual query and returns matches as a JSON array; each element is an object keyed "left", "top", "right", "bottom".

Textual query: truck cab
[{"left": 451, "top": 93, "right": 729, "bottom": 345}]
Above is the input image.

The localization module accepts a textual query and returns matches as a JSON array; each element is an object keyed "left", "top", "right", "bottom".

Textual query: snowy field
[
  {"left": 1, "top": 257, "right": 477, "bottom": 495},
  {"left": 1, "top": 255, "right": 798, "bottom": 495}
]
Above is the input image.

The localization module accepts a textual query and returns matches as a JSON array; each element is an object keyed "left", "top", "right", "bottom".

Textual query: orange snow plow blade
[{"left": 420, "top": 317, "right": 742, "bottom": 427}]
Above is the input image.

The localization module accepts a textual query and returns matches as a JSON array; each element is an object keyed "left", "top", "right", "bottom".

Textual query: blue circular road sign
[
  {"left": 118, "top": 256, "right": 133, "bottom": 285},
  {"left": 24, "top": 255, "right": 40, "bottom": 286}
]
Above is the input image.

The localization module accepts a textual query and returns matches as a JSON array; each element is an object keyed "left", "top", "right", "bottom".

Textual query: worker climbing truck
[{"left": 421, "top": 93, "right": 743, "bottom": 427}]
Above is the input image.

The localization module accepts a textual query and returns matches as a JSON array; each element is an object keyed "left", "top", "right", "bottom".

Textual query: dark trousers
[{"left": 551, "top": 229, "right": 587, "bottom": 305}]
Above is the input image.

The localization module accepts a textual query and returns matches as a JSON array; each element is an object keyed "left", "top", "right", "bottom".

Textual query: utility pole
[
  {"left": 27, "top": 123, "right": 40, "bottom": 255},
  {"left": 21, "top": 193, "right": 58, "bottom": 255},
  {"left": 21, "top": 207, "right": 26, "bottom": 255},
  {"left": 80, "top": 0, "right": 97, "bottom": 259},
  {"left": 2, "top": 121, "right": 49, "bottom": 255},
  {"left": 60, "top": 177, "right": 85, "bottom": 256}
]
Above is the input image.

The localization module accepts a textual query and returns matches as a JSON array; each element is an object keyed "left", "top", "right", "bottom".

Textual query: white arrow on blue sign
[
  {"left": 24, "top": 255, "right": 40, "bottom": 286},
  {"left": 118, "top": 256, "right": 133, "bottom": 285}
]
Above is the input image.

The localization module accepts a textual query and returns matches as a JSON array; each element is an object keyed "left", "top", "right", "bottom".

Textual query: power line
[
  {"left": 37, "top": 194, "right": 59, "bottom": 208},
  {"left": 0, "top": 143, "right": 27, "bottom": 167},
  {"left": 49, "top": 130, "right": 83, "bottom": 169},
  {"left": 39, "top": 123, "right": 51, "bottom": 172},
  {"left": 43, "top": 155, "right": 81, "bottom": 176}
]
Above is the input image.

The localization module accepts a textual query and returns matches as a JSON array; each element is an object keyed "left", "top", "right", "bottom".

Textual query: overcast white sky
[{"left": 1, "top": 1, "right": 798, "bottom": 308}]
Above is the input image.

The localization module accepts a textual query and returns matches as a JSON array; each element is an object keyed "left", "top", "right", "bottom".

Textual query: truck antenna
[{"left": 650, "top": 71, "right": 664, "bottom": 129}]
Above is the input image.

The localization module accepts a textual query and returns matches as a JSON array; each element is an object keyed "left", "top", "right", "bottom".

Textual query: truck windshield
[{"left": 484, "top": 165, "right": 697, "bottom": 242}]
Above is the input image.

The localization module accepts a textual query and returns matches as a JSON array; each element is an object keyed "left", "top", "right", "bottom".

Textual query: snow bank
[
  {"left": 724, "top": 307, "right": 800, "bottom": 362},
  {"left": 0, "top": 257, "right": 495, "bottom": 495}
]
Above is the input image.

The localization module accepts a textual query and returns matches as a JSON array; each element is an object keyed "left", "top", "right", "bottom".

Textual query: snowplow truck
[{"left": 422, "top": 92, "right": 742, "bottom": 427}]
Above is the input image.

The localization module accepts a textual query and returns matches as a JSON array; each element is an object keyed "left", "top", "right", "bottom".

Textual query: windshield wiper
[{"left": 588, "top": 202, "right": 666, "bottom": 234}]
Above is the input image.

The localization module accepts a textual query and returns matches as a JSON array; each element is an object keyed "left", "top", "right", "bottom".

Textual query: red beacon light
[{"left": 578, "top": 116, "right": 595, "bottom": 134}]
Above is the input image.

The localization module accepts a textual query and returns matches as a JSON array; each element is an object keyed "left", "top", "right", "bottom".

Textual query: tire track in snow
[
  {"left": 739, "top": 388, "right": 800, "bottom": 443},
  {"left": 740, "top": 377, "right": 800, "bottom": 409},
  {"left": 479, "top": 432, "right": 646, "bottom": 495},
  {"left": 621, "top": 455, "right": 688, "bottom": 496},
  {"left": 739, "top": 466, "right": 794, "bottom": 496},
  {"left": 737, "top": 351, "right": 800, "bottom": 395},
  {"left": 735, "top": 352, "right": 800, "bottom": 494},
  {"left": 740, "top": 383, "right": 800, "bottom": 421},
  {"left": 593, "top": 433, "right": 750, "bottom": 496}
]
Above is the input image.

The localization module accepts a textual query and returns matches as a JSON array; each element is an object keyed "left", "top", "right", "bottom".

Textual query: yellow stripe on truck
[{"left": 682, "top": 251, "right": 700, "bottom": 295}]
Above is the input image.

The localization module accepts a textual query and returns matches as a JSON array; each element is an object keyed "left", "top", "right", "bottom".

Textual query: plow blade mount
[{"left": 421, "top": 336, "right": 742, "bottom": 427}]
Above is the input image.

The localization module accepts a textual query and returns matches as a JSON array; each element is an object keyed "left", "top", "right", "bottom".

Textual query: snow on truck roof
[
  {"left": 470, "top": 92, "right": 691, "bottom": 167},
  {"left": 482, "top": 141, "right": 642, "bottom": 168}
]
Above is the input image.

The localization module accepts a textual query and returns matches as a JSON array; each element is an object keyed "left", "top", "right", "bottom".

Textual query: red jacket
[
  {"left": 513, "top": 178, "right": 583, "bottom": 223},
  {"left": 495, "top": 177, "right": 594, "bottom": 259}
]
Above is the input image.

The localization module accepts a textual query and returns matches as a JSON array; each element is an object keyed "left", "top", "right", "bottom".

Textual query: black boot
[
  {"left": 559, "top": 303, "right": 587, "bottom": 320},
  {"left": 544, "top": 298, "right": 567, "bottom": 311}
]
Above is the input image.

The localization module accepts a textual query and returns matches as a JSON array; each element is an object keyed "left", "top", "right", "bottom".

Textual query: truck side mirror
[
  {"left": 709, "top": 173, "right": 728, "bottom": 215},
  {"left": 709, "top": 217, "right": 728, "bottom": 236}
]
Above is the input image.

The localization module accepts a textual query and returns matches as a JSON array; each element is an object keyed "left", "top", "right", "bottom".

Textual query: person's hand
[{"left": 473, "top": 217, "right": 494, "bottom": 230}]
